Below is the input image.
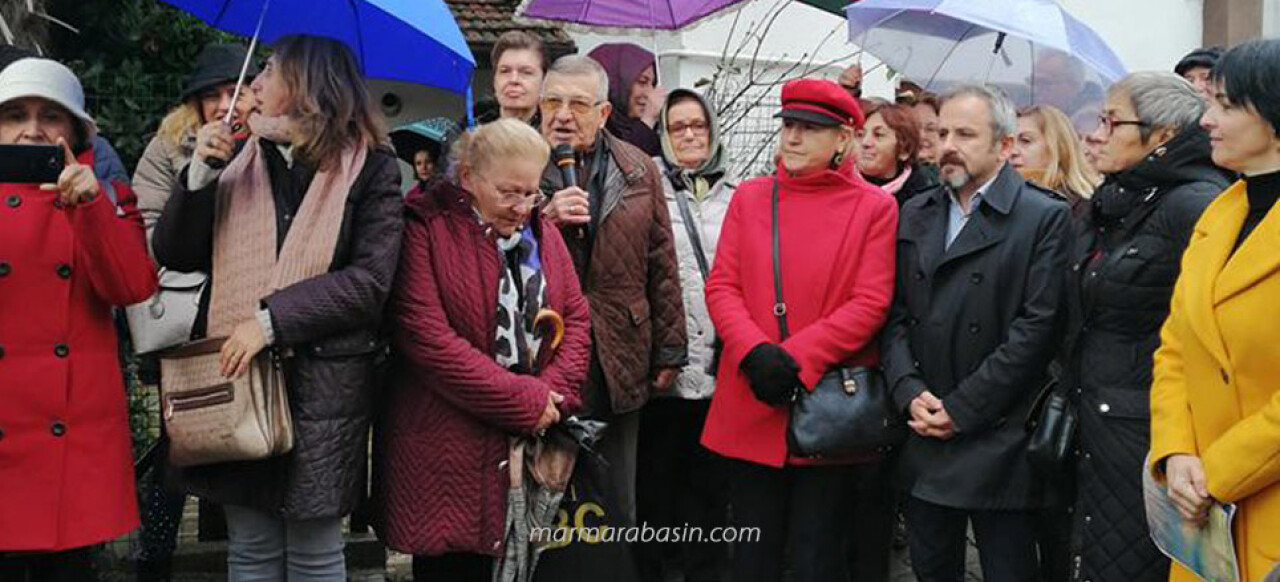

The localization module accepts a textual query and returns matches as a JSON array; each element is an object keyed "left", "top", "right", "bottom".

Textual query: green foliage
[{"left": 47, "top": 0, "right": 242, "bottom": 169}]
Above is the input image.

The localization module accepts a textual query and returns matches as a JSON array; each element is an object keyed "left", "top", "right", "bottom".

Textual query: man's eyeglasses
[
  {"left": 667, "top": 120, "right": 709, "bottom": 136},
  {"left": 540, "top": 96, "right": 602, "bottom": 116},
  {"left": 1095, "top": 115, "right": 1148, "bottom": 137}
]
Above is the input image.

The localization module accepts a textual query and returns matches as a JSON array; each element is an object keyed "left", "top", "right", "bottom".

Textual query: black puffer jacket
[
  {"left": 153, "top": 144, "right": 404, "bottom": 519},
  {"left": 1060, "top": 126, "right": 1228, "bottom": 582}
]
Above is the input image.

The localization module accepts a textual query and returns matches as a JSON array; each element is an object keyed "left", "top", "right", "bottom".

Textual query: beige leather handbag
[{"left": 159, "top": 338, "right": 294, "bottom": 467}]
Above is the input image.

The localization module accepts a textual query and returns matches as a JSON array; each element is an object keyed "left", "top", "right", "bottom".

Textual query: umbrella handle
[{"left": 224, "top": 0, "right": 272, "bottom": 126}]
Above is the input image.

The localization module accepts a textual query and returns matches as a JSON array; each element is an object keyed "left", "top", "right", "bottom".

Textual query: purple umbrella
[{"left": 515, "top": 0, "right": 746, "bottom": 30}]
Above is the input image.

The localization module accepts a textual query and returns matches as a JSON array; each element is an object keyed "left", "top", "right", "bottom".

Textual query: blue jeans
[{"left": 223, "top": 505, "right": 345, "bottom": 581}]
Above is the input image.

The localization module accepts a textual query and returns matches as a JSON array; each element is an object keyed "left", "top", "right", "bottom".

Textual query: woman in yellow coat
[{"left": 1150, "top": 38, "right": 1280, "bottom": 582}]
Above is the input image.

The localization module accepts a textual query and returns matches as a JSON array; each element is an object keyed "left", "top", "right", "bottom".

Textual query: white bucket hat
[{"left": 0, "top": 57, "right": 98, "bottom": 140}]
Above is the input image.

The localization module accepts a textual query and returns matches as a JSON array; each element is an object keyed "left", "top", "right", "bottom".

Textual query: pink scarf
[
  {"left": 207, "top": 119, "right": 367, "bottom": 336},
  {"left": 879, "top": 165, "right": 913, "bottom": 196}
]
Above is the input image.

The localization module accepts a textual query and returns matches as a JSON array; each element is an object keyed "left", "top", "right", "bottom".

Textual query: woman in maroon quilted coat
[{"left": 375, "top": 118, "right": 591, "bottom": 581}]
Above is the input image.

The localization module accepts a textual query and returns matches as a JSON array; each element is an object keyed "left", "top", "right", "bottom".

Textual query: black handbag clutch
[
  {"left": 1025, "top": 378, "right": 1078, "bottom": 477},
  {"left": 767, "top": 179, "right": 907, "bottom": 458}
]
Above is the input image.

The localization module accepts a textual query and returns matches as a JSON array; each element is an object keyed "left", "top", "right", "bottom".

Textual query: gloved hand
[{"left": 739, "top": 343, "right": 801, "bottom": 406}]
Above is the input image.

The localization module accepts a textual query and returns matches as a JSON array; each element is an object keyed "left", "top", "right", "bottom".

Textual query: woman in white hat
[{"left": 0, "top": 57, "right": 158, "bottom": 579}]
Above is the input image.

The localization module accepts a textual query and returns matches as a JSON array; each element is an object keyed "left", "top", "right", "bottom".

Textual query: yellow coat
[{"left": 1151, "top": 180, "right": 1280, "bottom": 582}]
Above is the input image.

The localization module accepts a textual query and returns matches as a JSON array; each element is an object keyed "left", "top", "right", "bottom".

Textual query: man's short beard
[{"left": 943, "top": 166, "right": 971, "bottom": 190}]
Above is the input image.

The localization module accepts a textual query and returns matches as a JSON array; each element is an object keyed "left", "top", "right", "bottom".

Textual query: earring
[{"left": 832, "top": 151, "right": 845, "bottom": 167}]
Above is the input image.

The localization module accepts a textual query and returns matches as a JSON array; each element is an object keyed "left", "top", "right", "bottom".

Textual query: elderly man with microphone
[{"left": 538, "top": 54, "right": 688, "bottom": 526}]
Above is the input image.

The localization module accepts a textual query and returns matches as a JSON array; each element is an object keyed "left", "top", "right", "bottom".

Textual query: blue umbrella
[
  {"left": 159, "top": 0, "right": 475, "bottom": 95},
  {"left": 846, "top": 0, "right": 1127, "bottom": 120}
]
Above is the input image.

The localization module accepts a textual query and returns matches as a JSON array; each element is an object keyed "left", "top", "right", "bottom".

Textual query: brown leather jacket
[{"left": 543, "top": 130, "right": 688, "bottom": 414}]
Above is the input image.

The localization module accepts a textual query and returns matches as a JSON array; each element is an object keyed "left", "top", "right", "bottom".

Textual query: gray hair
[
  {"left": 544, "top": 55, "right": 610, "bottom": 104},
  {"left": 940, "top": 84, "right": 1018, "bottom": 141},
  {"left": 1110, "top": 72, "right": 1204, "bottom": 142}
]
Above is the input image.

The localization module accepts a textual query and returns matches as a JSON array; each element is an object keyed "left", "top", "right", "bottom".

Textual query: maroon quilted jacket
[{"left": 373, "top": 181, "right": 591, "bottom": 557}]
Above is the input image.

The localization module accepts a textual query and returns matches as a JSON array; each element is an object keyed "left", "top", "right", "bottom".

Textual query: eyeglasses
[
  {"left": 1095, "top": 115, "right": 1148, "bottom": 137},
  {"left": 540, "top": 96, "right": 602, "bottom": 116},
  {"left": 667, "top": 120, "right": 709, "bottom": 136},
  {"left": 483, "top": 177, "right": 546, "bottom": 208}
]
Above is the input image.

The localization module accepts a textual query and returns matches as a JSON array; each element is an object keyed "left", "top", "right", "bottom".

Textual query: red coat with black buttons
[{"left": 0, "top": 147, "right": 157, "bottom": 551}]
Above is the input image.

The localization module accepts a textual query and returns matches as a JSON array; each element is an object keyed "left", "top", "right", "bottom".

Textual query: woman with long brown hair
[{"left": 152, "top": 35, "right": 403, "bottom": 579}]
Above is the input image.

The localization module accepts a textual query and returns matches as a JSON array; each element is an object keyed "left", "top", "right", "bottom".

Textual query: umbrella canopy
[
  {"left": 390, "top": 118, "right": 458, "bottom": 165},
  {"left": 159, "top": 0, "right": 475, "bottom": 95},
  {"left": 845, "top": 0, "right": 1127, "bottom": 118},
  {"left": 515, "top": 0, "right": 746, "bottom": 30}
]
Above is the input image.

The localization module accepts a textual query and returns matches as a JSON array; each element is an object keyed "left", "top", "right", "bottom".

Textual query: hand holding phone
[
  {"left": 39, "top": 138, "right": 100, "bottom": 206},
  {"left": 0, "top": 143, "right": 63, "bottom": 183}
]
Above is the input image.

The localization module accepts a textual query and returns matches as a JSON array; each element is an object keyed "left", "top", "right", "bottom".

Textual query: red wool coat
[
  {"left": 374, "top": 183, "right": 591, "bottom": 557},
  {"left": 700, "top": 158, "right": 898, "bottom": 468},
  {"left": 0, "top": 148, "right": 158, "bottom": 550}
]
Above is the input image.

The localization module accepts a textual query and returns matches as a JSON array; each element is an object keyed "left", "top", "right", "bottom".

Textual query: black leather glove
[{"left": 739, "top": 343, "right": 801, "bottom": 406}]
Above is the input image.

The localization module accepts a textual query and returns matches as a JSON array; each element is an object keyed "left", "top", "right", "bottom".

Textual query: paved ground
[{"left": 99, "top": 499, "right": 984, "bottom": 581}]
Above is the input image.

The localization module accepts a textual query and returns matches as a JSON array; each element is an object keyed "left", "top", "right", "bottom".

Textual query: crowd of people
[{"left": 2, "top": 24, "right": 1280, "bottom": 582}]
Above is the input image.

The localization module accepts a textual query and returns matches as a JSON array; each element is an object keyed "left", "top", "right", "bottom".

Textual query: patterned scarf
[{"left": 493, "top": 223, "right": 547, "bottom": 373}]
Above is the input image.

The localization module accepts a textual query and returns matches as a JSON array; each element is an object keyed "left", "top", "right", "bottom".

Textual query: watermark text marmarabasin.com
[{"left": 531, "top": 522, "right": 762, "bottom": 547}]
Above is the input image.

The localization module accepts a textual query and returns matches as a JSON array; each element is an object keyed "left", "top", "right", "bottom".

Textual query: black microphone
[
  {"left": 552, "top": 144, "right": 586, "bottom": 239},
  {"left": 553, "top": 144, "right": 576, "bottom": 186}
]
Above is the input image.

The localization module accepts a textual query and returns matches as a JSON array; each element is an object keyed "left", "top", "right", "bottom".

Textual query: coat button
[
  {"left": 908, "top": 317, "right": 919, "bottom": 327},
  {"left": 914, "top": 271, "right": 925, "bottom": 281},
  {"left": 1099, "top": 403, "right": 1110, "bottom": 414},
  {"left": 968, "top": 322, "right": 980, "bottom": 334},
  {"left": 0, "top": 261, "right": 10, "bottom": 277},
  {"left": 5, "top": 195, "right": 20, "bottom": 208},
  {"left": 56, "top": 264, "right": 72, "bottom": 279},
  {"left": 0, "top": 345, "right": 5, "bottom": 359},
  {"left": 970, "top": 272, "right": 983, "bottom": 284},
  {"left": 54, "top": 343, "right": 69, "bottom": 358},
  {"left": 51, "top": 421, "right": 66, "bottom": 437},
  {"left": 0, "top": 427, "right": 5, "bottom": 441}
]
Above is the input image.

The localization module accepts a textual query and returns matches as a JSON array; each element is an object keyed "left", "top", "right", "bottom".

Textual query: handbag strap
[
  {"left": 669, "top": 171, "right": 712, "bottom": 281},
  {"left": 771, "top": 177, "right": 790, "bottom": 340}
]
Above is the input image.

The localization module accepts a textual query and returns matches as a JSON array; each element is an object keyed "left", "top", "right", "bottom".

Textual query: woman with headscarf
[
  {"left": 636, "top": 88, "right": 734, "bottom": 582},
  {"left": 587, "top": 43, "right": 663, "bottom": 156}
]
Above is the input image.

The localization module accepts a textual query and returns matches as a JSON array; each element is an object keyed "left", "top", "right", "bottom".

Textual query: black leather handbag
[
  {"left": 769, "top": 180, "right": 907, "bottom": 457},
  {"left": 1025, "top": 378, "right": 1078, "bottom": 478}
]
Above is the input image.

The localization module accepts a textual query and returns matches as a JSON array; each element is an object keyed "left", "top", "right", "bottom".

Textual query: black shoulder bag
[
  {"left": 771, "top": 179, "right": 907, "bottom": 457},
  {"left": 668, "top": 169, "right": 723, "bottom": 375}
]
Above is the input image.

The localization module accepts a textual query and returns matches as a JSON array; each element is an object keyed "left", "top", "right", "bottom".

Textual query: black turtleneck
[{"left": 1234, "top": 170, "right": 1280, "bottom": 253}]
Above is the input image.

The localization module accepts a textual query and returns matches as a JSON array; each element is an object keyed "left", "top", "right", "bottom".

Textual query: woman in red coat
[
  {"left": 700, "top": 79, "right": 898, "bottom": 582},
  {"left": 375, "top": 118, "right": 591, "bottom": 581},
  {"left": 0, "top": 58, "right": 157, "bottom": 578}
]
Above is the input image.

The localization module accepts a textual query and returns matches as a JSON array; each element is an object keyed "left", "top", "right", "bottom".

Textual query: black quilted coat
[
  {"left": 1059, "top": 126, "right": 1226, "bottom": 582},
  {"left": 153, "top": 143, "right": 404, "bottom": 519}
]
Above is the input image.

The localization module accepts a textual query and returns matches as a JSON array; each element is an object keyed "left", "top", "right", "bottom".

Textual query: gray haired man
[
  {"left": 537, "top": 55, "right": 689, "bottom": 525},
  {"left": 881, "top": 85, "right": 1072, "bottom": 582}
]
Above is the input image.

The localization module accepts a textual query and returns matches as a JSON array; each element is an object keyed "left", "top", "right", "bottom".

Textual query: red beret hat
[{"left": 775, "top": 78, "right": 865, "bottom": 129}]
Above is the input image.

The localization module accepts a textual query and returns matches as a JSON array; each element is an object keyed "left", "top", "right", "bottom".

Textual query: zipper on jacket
[{"left": 164, "top": 384, "right": 234, "bottom": 420}]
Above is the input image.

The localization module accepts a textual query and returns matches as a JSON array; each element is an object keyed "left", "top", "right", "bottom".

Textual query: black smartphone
[{"left": 0, "top": 144, "right": 64, "bottom": 183}]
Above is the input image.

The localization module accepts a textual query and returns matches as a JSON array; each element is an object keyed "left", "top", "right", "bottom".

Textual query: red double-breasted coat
[{"left": 0, "top": 148, "right": 157, "bottom": 551}]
